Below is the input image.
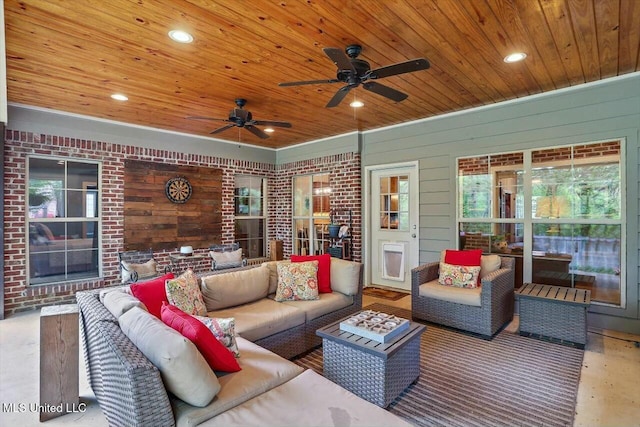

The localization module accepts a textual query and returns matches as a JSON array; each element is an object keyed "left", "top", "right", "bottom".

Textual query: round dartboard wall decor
[{"left": 165, "top": 176, "right": 192, "bottom": 204}]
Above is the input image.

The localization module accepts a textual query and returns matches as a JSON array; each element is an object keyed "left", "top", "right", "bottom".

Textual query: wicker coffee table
[{"left": 316, "top": 313, "right": 425, "bottom": 407}]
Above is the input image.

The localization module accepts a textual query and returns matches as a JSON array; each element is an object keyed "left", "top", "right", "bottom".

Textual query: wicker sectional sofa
[{"left": 76, "top": 258, "right": 413, "bottom": 426}]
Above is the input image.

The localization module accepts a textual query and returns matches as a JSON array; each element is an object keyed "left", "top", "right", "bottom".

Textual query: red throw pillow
[
  {"left": 444, "top": 249, "right": 483, "bottom": 285},
  {"left": 290, "top": 254, "right": 332, "bottom": 293},
  {"left": 130, "top": 272, "right": 174, "bottom": 318},
  {"left": 160, "top": 303, "right": 241, "bottom": 373},
  {"left": 444, "top": 249, "right": 482, "bottom": 266}
]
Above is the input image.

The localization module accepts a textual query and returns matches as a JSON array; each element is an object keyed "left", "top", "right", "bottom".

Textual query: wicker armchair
[
  {"left": 411, "top": 256, "right": 515, "bottom": 338},
  {"left": 118, "top": 248, "right": 170, "bottom": 283},
  {"left": 209, "top": 243, "right": 248, "bottom": 271}
]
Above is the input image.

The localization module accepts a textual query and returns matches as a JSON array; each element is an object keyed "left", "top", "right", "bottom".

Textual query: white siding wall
[{"left": 361, "top": 73, "right": 640, "bottom": 334}]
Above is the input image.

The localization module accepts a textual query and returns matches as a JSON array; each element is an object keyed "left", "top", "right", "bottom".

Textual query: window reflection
[{"left": 457, "top": 141, "right": 622, "bottom": 305}]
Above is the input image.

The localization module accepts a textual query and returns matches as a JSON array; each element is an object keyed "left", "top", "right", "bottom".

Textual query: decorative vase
[{"left": 328, "top": 224, "right": 340, "bottom": 238}]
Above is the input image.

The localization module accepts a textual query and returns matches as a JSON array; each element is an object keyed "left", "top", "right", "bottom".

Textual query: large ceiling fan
[
  {"left": 279, "top": 44, "right": 430, "bottom": 108},
  {"left": 187, "top": 98, "right": 292, "bottom": 139}
]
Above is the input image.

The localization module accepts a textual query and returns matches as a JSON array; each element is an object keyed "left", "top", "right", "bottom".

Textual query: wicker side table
[
  {"left": 516, "top": 283, "right": 591, "bottom": 349},
  {"left": 316, "top": 315, "right": 425, "bottom": 407}
]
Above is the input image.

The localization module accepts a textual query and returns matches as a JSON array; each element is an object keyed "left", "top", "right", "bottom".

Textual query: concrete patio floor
[{"left": 1, "top": 293, "right": 639, "bottom": 426}]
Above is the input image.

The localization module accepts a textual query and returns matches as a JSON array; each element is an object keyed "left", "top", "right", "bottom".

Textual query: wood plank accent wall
[{"left": 124, "top": 160, "right": 222, "bottom": 251}]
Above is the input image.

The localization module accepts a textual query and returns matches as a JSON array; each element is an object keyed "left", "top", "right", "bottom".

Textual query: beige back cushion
[
  {"left": 103, "top": 289, "right": 147, "bottom": 318},
  {"left": 261, "top": 260, "right": 291, "bottom": 295},
  {"left": 480, "top": 254, "right": 502, "bottom": 278},
  {"left": 201, "top": 265, "right": 270, "bottom": 311},
  {"left": 329, "top": 258, "right": 361, "bottom": 296},
  {"left": 118, "top": 307, "right": 220, "bottom": 407},
  {"left": 264, "top": 259, "right": 360, "bottom": 296}
]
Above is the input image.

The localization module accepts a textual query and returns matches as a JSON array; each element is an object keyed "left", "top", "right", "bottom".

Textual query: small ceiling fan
[
  {"left": 279, "top": 44, "right": 430, "bottom": 108},
  {"left": 187, "top": 98, "right": 292, "bottom": 139}
]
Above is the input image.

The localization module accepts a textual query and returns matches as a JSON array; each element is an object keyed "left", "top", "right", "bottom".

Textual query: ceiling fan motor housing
[
  {"left": 337, "top": 58, "right": 370, "bottom": 84},
  {"left": 230, "top": 108, "right": 251, "bottom": 126}
]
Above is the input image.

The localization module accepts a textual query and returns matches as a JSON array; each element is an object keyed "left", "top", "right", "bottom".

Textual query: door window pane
[{"left": 379, "top": 174, "right": 408, "bottom": 230}]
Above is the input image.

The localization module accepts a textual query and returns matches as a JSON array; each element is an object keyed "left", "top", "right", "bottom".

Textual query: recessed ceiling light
[
  {"left": 110, "top": 93, "right": 128, "bottom": 101},
  {"left": 350, "top": 100, "right": 364, "bottom": 108},
  {"left": 504, "top": 52, "right": 527, "bottom": 63},
  {"left": 168, "top": 30, "right": 193, "bottom": 43},
  {"left": 264, "top": 128, "right": 275, "bottom": 133}
]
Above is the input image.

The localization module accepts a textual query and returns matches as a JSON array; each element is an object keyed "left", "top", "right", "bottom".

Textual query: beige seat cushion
[
  {"left": 208, "top": 298, "right": 305, "bottom": 342},
  {"left": 280, "top": 292, "right": 353, "bottom": 321},
  {"left": 200, "top": 266, "right": 270, "bottom": 311},
  {"left": 419, "top": 279, "right": 482, "bottom": 307},
  {"left": 198, "top": 369, "right": 414, "bottom": 427},
  {"left": 119, "top": 307, "right": 220, "bottom": 407},
  {"left": 172, "top": 337, "right": 304, "bottom": 427}
]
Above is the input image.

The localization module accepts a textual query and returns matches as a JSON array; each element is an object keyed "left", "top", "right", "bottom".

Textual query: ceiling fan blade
[
  {"left": 253, "top": 120, "right": 292, "bottom": 128},
  {"left": 323, "top": 47, "right": 356, "bottom": 72},
  {"left": 362, "top": 81, "right": 408, "bottom": 102},
  {"left": 326, "top": 85, "right": 353, "bottom": 108},
  {"left": 187, "top": 116, "right": 228, "bottom": 122},
  {"left": 368, "top": 58, "right": 430, "bottom": 79},
  {"left": 209, "top": 124, "right": 236, "bottom": 135},
  {"left": 279, "top": 79, "right": 339, "bottom": 87},
  {"left": 245, "top": 125, "right": 270, "bottom": 139}
]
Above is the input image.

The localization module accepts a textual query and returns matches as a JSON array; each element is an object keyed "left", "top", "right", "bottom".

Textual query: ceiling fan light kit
[{"left": 279, "top": 44, "right": 430, "bottom": 108}]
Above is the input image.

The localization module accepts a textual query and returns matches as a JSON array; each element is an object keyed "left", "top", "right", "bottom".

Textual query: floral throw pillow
[
  {"left": 275, "top": 261, "right": 319, "bottom": 302},
  {"left": 438, "top": 262, "right": 481, "bottom": 289},
  {"left": 165, "top": 269, "right": 207, "bottom": 316},
  {"left": 193, "top": 315, "right": 240, "bottom": 358}
]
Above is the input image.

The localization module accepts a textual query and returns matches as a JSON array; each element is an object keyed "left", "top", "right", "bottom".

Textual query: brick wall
[
  {"left": 3, "top": 130, "right": 361, "bottom": 316},
  {"left": 459, "top": 141, "right": 619, "bottom": 174}
]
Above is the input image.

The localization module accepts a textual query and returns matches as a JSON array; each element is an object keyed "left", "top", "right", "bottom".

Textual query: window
[
  {"left": 234, "top": 176, "right": 266, "bottom": 259},
  {"left": 27, "top": 157, "right": 100, "bottom": 285},
  {"left": 292, "top": 173, "right": 330, "bottom": 256},
  {"left": 379, "top": 175, "right": 409, "bottom": 231},
  {"left": 457, "top": 141, "right": 623, "bottom": 306}
]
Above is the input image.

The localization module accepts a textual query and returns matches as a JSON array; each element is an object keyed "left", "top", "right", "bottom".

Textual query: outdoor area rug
[
  {"left": 295, "top": 303, "right": 585, "bottom": 427},
  {"left": 363, "top": 286, "right": 409, "bottom": 301}
]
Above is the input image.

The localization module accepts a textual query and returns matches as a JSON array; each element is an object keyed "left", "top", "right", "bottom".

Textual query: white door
[{"left": 368, "top": 165, "right": 419, "bottom": 291}]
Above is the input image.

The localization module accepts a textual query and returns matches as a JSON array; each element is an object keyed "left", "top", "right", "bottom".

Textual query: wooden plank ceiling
[{"left": 5, "top": 0, "right": 640, "bottom": 149}]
